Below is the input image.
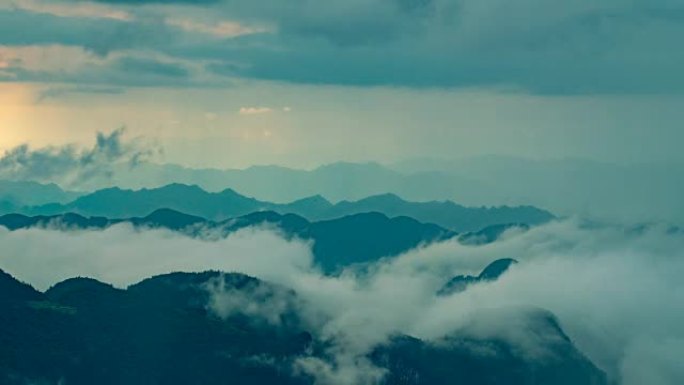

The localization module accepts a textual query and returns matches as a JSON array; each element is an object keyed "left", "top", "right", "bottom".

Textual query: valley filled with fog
[{"left": 1, "top": 214, "right": 682, "bottom": 384}]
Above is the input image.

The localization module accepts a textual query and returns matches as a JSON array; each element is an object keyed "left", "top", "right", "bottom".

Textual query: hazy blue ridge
[{"left": 1, "top": 181, "right": 554, "bottom": 233}]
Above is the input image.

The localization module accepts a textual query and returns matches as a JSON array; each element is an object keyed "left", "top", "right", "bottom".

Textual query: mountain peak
[
  {"left": 45, "top": 277, "right": 124, "bottom": 306},
  {"left": 91, "top": 186, "right": 124, "bottom": 194},
  {"left": 438, "top": 258, "right": 519, "bottom": 296},
  {"left": 157, "top": 183, "right": 205, "bottom": 194},
  {"left": 47, "top": 277, "right": 118, "bottom": 296},
  {"left": 478, "top": 258, "right": 518, "bottom": 280},
  {"left": 140, "top": 208, "right": 207, "bottom": 229},
  {"left": 293, "top": 194, "right": 330, "bottom": 204},
  {"left": 314, "top": 161, "right": 388, "bottom": 173},
  {"left": 361, "top": 193, "right": 406, "bottom": 204},
  {"left": 218, "top": 187, "right": 251, "bottom": 199},
  {"left": 286, "top": 194, "right": 333, "bottom": 210}
]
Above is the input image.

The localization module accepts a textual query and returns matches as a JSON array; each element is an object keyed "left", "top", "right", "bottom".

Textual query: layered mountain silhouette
[
  {"left": 74, "top": 161, "right": 495, "bottom": 204},
  {"left": 4, "top": 155, "right": 683, "bottom": 224},
  {"left": 307, "top": 194, "right": 551, "bottom": 232},
  {"left": 0, "top": 180, "right": 80, "bottom": 209},
  {"left": 4, "top": 182, "right": 554, "bottom": 232},
  {"left": 0, "top": 210, "right": 456, "bottom": 273},
  {"left": 0, "top": 268, "right": 607, "bottom": 385}
]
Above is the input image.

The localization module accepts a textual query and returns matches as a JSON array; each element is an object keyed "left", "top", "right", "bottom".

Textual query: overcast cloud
[{"left": 1, "top": 0, "right": 684, "bottom": 93}]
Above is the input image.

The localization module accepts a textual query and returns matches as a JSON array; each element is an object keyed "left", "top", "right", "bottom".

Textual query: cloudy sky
[{"left": 1, "top": 0, "right": 683, "bottom": 168}]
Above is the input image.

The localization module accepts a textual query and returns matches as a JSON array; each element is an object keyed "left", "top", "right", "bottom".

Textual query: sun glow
[{"left": 0, "top": 84, "right": 37, "bottom": 151}]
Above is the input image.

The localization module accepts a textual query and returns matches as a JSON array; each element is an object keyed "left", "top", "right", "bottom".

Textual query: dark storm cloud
[
  {"left": 0, "top": 8, "right": 175, "bottom": 56},
  {"left": 2, "top": 0, "right": 684, "bottom": 93},
  {"left": 91, "top": 0, "right": 220, "bottom": 3},
  {"left": 1, "top": 53, "right": 203, "bottom": 88},
  {"left": 113, "top": 56, "right": 189, "bottom": 78}
]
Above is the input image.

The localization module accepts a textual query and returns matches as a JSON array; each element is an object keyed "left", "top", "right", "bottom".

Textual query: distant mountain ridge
[
  {"left": 4, "top": 182, "right": 554, "bottom": 232},
  {"left": 3, "top": 156, "right": 683, "bottom": 224},
  {"left": 80, "top": 161, "right": 496, "bottom": 204},
  {"left": 0, "top": 180, "right": 81, "bottom": 208},
  {"left": 318, "top": 193, "right": 550, "bottom": 232}
]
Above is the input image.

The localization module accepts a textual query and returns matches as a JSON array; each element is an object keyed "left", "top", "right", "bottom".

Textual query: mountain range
[
  {"left": 68, "top": 161, "right": 495, "bottom": 204},
  {"left": 396, "top": 156, "right": 684, "bottom": 224},
  {"left": 0, "top": 209, "right": 483, "bottom": 273},
  {"left": 0, "top": 180, "right": 81, "bottom": 208},
  {"left": 0, "top": 268, "right": 607, "bottom": 385},
  {"left": 1, "top": 182, "right": 553, "bottom": 233},
  {"left": 27, "top": 156, "right": 682, "bottom": 224}
]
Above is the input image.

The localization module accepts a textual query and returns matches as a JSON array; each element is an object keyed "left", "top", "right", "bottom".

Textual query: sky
[{"left": 2, "top": 0, "right": 684, "bottom": 168}]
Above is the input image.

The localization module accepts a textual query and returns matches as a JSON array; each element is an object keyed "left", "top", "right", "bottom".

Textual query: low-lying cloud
[
  {"left": 0, "top": 220, "right": 682, "bottom": 385},
  {"left": 0, "top": 225, "right": 313, "bottom": 290}
]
